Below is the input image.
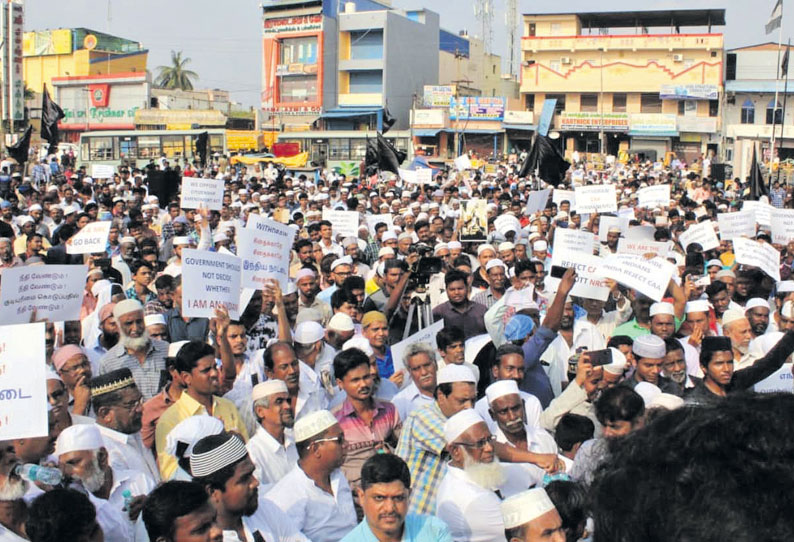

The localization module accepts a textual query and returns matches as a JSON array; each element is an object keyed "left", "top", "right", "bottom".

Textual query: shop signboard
[
  {"left": 659, "top": 84, "right": 719, "bottom": 100},
  {"left": 449, "top": 96, "right": 505, "bottom": 120},
  {"left": 559, "top": 112, "right": 628, "bottom": 132},
  {"left": 628, "top": 114, "right": 678, "bottom": 137},
  {"left": 423, "top": 85, "right": 455, "bottom": 108}
]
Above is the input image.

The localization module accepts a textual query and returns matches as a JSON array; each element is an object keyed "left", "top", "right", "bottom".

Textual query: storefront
[
  {"left": 558, "top": 112, "right": 630, "bottom": 158},
  {"left": 503, "top": 110, "right": 535, "bottom": 155},
  {"left": 628, "top": 114, "right": 678, "bottom": 162}
]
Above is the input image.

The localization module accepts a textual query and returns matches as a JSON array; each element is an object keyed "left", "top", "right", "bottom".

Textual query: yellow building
[
  {"left": 521, "top": 9, "right": 725, "bottom": 162},
  {"left": 24, "top": 28, "right": 147, "bottom": 93}
]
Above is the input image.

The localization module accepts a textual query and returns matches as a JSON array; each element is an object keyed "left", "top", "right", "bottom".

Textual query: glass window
[
  {"left": 210, "top": 135, "right": 224, "bottom": 154},
  {"left": 580, "top": 94, "right": 598, "bottom": 112},
  {"left": 350, "top": 139, "right": 368, "bottom": 161},
  {"left": 678, "top": 101, "right": 686, "bottom": 115},
  {"left": 525, "top": 93, "right": 535, "bottom": 111},
  {"left": 612, "top": 93, "right": 627, "bottom": 112},
  {"left": 640, "top": 93, "right": 662, "bottom": 113},
  {"left": 89, "top": 137, "right": 113, "bottom": 161},
  {"left": 545, "top": 94, "right": 566, "bottom": 113},
  {"left": 280, "top": 36, "right": 318, "bottom": 65},
  {"left": 119, "top": 137, "right": 137, "bottom": 159},
  {"left": 279, "top": 75, "right": 319, "bottom": 104},
  {"left": 767, "top": 100, "right": 782, "bottom": 124},
  {"left": 162, "top": 135, "right": 186, "bottom": 159},
  {"left": 741, "top": 99, "right": 755, "bottom": 124},
  {"left": 138, "top": 136, "right": 161, "bottom": 159},
  {"left": 329, "top": 139, "right": 350, "bottom": 160},
  {"left": 709, "top": 99, "right": 719, "bottom": 117}
]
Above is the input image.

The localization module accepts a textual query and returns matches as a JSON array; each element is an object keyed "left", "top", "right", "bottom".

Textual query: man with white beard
[
  {"left": 436, "top": 409, "right": 524, "bottom": 542},
  {"left": 0, "top": 440, "right": 29, "bottom": 541},
  {"left": 99, "top": 299, "right": 169, "bottom": 400},
  {"left": 56, "top": 424, "right": 153, "bottom": 542}
]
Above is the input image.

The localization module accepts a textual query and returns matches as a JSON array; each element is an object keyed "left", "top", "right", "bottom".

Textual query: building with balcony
[
  {"left": 520, "top": 9, "right": 725, "bottom": 162},
  {"left": 724, "top": 42, "right": 794, "bottom": 179}
]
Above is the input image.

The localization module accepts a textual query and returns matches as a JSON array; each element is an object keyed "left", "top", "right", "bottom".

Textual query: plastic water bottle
[
  {"left": 122, "top": 489, "right": 133, "bottom": 511},
  {"left": 14, "top": 464, "right": 63, "bottom": 486}
]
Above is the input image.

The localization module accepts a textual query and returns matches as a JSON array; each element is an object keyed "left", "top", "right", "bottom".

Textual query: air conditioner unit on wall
[
  {"left": 561, "top": 57, "right": 572, "bottom": 64},
  {"left": 673, "top": 54, "right": 684, "bottom": 62}
]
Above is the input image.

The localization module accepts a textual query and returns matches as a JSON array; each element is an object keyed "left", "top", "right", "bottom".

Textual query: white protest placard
[
  {"left": 389, "top": 319, "right": 444, "bottom": 388},
  {"left": 549, "top": 250, "right": 611, "bottom": 301},
  {"left": 526, "top": 189, "right": 550, "bottom": 214},
  {"left": 717, "top": 211, "right": 755, "bottom": 241},
  {"left": 574, "top": 184, "right": 617, "bottom": 214},
  {"left": 454, "top": 154, "right": 472, "bottom": 171},
  {"left": 754, "top": 363, "right": 793, "bottom": 393},
  {"left": 91, "top": 164, "right": 115, "bottom": 179},
  {"left": 598, "top": 215, "right": 630, "bottom": 242},
  {"left": 600, "top": 254, "right": 675, "bottom": 302},
  {"left": 0, "top": 265, "right": 87, "bottom": 324},
  {"left": 637, "top": 185, "right": 671, "bottom": 209},
  {"left": 181, "top": 249, "right": 242, "bottom": 319},
  {"left": 617, "top": 207, "right": 636, "bottom": 220},
  {"left": 238, "top": 215, "right": 295, "bottom": 290},
  {"left": 625, "top": 226, "right": 657, "bottom": 242},
  {"left": 366, "top": 214, "right": 394, "bottom": 235},
  {"left": 0, "top": 323, "right": 48, "bottom": 440},
  {"left": 554, "top": 228, "right": 595, "bottom": 255},
  {"left": 743, "top": 200, "right": 772, "bottom": 226},
  {"left": 552, "top": 189, "right": 576, "bottom": 208},
  {"left": 66, "top": 221, "right": 111, "bottom": 255},
  {"left": 415, "top": 168, "right": 433, "bottom": 185},
  {"left": 181, "top": 177, "right": 225, "bottom": 211},
  {"left": 398, "top": 168, "right": 417, "bottom": 184},
  {"left": 733, "top": 237, "right": 781, "bottom": 281},
  {"left": 678, "top": 221, "right": 720, "bottom": 251},
  {"left": 771, "top": 208, "right": 794, "bottom": 244},
  {"left": 322, "top": 209, "right": 360, "bottom": 238},
  {"left": 618, "top": 238, "right": 672, "bottom": 258}
]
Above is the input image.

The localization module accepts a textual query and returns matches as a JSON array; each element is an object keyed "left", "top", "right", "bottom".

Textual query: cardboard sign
[
  {"left": 91, "top": 164, "right": 115, "bottom": 179},
  {"left": 66, "top": 221, "right": 111, "bottom": 255},
  {"left": 617, "top": 238, "right": 672, "bottom": 258},
  {"left": 717, "top": 211, "right": 755, "bottom": 241},
  {"left": 733, "top": 237, "right": 781, "bottom": 281},
  {"left": 322, "top": 209, "right": 360, "bottom": 238},
  {"left": 238, "top": 215, "right": 295, "bottom": 290},
  {"left": 743, "top": 200, "right": 772, "bottom": 226},
  {"left": 0, "top": 265, "right": 87, "bottom": 324},
  {"left": 771, "top": 208, "right": 794, "bottom": 244},
  {"left": 754, "top": 363, "right": 793, "bottom": 393},
  {"left": 574, "top": 185, "right": 617, "bottom": 214},
  {"left": 415, "top": 168, "right": 433, "bottom": 184},
  {"left": 454, "top": 154, "right": 472, "bottom": 171},
  {"left": 600, "top": 254, "right": 675, "bottom": 302},
  {"left": 552, "top": 189, "right": 576, "bottom": 208},
  {"left": 181, "top": 249, "right": 242, "bottom": 319},
  {"left": 181, "top": 178, "right": 225, "bottom": 211},
  {"left": 0, "top": 323, "right": 48, "bottom": 440},
  {"left": 398, "top": 168, "right": 417, "bottom": 184},
  {"left": 460, "top": 199, "right": 488, "bottom": 242},
  {"left": 389, "top": 319, "right": 444, "bottom": 388},
  {"left": 678, "top": 221, "right": 720, "bottom": 252},
  {"left": 526, "top": 189, "right": 550, "bottom": 214},
  {"left": 554, "top": 228, "right": 595, "bottom": 255},
  {"left": 550, "top": 249, "right": 611, "bottom": 301},
  {"left": 625, "top": 226, "right": 657, "bottom": 242},
  {"left": 366, "top": 214, "right": 394, "bottom": 235},
  {"left": 637, "top": 185, "right": 671, "bottom": 209}
]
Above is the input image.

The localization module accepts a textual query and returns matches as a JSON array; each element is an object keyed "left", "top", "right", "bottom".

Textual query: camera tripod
[{"left": 401, "top": 289, "right": 434, "bottom": 340}]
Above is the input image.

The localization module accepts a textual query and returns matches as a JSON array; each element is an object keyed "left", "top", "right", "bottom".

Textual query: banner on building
[
  {"left": 559, "top": 112, "right": 629, "bottom": 132},
  {"left": 628, "top": 114, "right": 678, "bottom": 137},
  {"left": 449, "top": 97, "right": 505, "bottom": 120},
  {"left": 2, "top": 2, "right": 24, "bottom": 122},
  {"left": 659, "top": 84, "right": 719, "bottom": 100},
  {"left": 423, "top": 85, "right": 455, "bottom": 107}
]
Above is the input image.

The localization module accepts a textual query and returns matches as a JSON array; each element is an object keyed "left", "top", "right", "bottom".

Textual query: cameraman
[{"left": 362, "top": 258, "right": 411, "bottom": 314}]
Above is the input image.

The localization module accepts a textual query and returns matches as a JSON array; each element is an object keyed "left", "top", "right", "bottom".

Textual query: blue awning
[
  {"left": 414, "top": 129, "right": 441, "bottom": 137},
  {"left": 440, "top": 128, "right": 504, "bottom": 135},
  {"left": 503, "top": 124, "right": 537, "bottom": 131},
  {"left": 320, "top": 108, "right": 382, "bottom": 119}
]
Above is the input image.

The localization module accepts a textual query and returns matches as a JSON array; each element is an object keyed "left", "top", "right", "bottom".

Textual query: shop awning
[
  {"left": 319, "top": 108, "right": 381, "bottom": 119},
  {"left": 414, "top": 128, "right": 441, "bottom": 137},
  {"left": 502, "top": 124, "right": 537, "bottom": 131},
  {"left": 441, "top": 128, "right": 504, "bottom": 135}
]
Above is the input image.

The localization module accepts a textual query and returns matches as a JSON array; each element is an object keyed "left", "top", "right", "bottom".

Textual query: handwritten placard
[
  {"left": 552, "top": 189, "right": 576, "bottom": 208},
  {"left": 66, "top": 221, "right": 111, "bottom": 255},
  {"left": 0, "top": 265, "right": 87, "bottom": 324},
  {"left": 600, "top": 254, "right": 675, "bottom": 302},
  {"left": 717, "top": 211, "right": 755, "bottom": 241},
  {"left": 366, "top": 214, "right": 394, "bottom": 235},
  {"left": 181, "top": 249, "right": 242, "bottom": 319},
  {"left": 678, "top": 221, "right": 720, "bottom": 252},
  {"left": 637, "top": 185, "right": 671, "bottom": 209},
  {"left": 574, "top": 185, "right": 617, "bottom": 214},
  {"left": 322, "top": 209, "right": 359, "bottom": 238},
  {"left": 771, "top": 208, "right": 794, "bottom": 245},
  {"left": 0, "top": 323, "right": 48, "bottom": 440},
  {"left": 617, "top": 238, "right": 672, "bottom": 258},
  {"left": 554, "top": 228, "right": 596, "bottom": 255},
  {"left": 733, "top": 237, "right": 781, "bottom": 281},
  {"left": 181, "top": 177, "right": 225, "bottom": 211},
  {"left": 743, "top": 200, "right": 772, "bottom": 226},
  {"left": 454, "top": 154, "right": 472, "bottom": 171},
  {"left": 415, "top": 168, "right": 433, "bottom": 184},
  {"left": 91, "top": 164, "right": 115, "bottom": 179},
  {"left": 526, "top": 189, "right": 550, "bottom": 214},
  {"left": 238, "top": 215, "right": 296, "bottom": 290}
]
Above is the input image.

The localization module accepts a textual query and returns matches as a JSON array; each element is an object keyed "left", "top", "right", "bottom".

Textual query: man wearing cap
[
  {"left": 471, "top": 245, "right": 497, "bottom": 291},
  {"left": 190, "top": 433, "right": 309, "bottom": 542},
  {"left": 0, "top": 439, "right": 29, "bottom": 541},
  {"left": 246, "top": 380, "right": 298, "bottom": 486},
  {"left": 624, "top": 334, "right": 682, "bottom": 396},
  {"left": 56, "top": 424, "right": 152, "bottom": 541},
  {"left": 361, "top": 311, "right": 400, "bottom": 385},
  {"left": 53, "top": 345, "right": 93, "bottom": 416},
  {"left": 395, "top": 364, "right": 477, "bottom": 515},
  {"left": 265, "top": 410, "right": 357, "bottom": 541},
  {"left": 745, "top": 298, "right": 770, "bottom": 339},
  {"left": 599, "top": 226, "right": 621, "bottom": 257},
  {"left": 156, "top": 341, "right": 248, "bottom": 480},
  {"left": 392, "top": 343, "right": 438, "bottom": 421},
  {"left": 163, "top": 415, "right": 225, "bottom": 481},
  {"left": 100, "top": 299, "right": 169, "bottom": 401},
  {"left": 612, "top": 278, "right": 686, "bottom": 340},
  {"left": 141, "top": 340, "right": 188, "bottom": 449},
  {"left": 502, "top": 488, "right": 565, "bottom": 542},
  {"left": 472, "top": 259, "right": 509, "bottom": 309},
  {"left": 265, "top": 341, "right": 328, "bottom": 422},
  {"left": 296, "top": 268, "right": 332, "bottom": 326},
  {"left": 91, "top": 368, "right": 161, "bottom": 488},
  {"left": 720, "top": 308, "right": 756, "bottom": 369}
]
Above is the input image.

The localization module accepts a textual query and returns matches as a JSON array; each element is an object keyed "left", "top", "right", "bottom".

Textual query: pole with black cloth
[{"left": 778, "top": 39, "right": 791, "bottom": 184}]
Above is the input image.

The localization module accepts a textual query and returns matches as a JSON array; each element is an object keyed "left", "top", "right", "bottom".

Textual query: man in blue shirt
[{"left": 342, "top": 453, "right": 452, "bottom": 542}]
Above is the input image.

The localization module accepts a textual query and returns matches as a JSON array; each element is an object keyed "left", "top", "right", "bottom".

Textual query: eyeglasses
[
  {"left": 117, "top": 397, "right": 144, "bottom": 411},
  {"left": 59, "top": 359, "right": 91, "bottom": 375},
  {"left": 313, "top": 435, "right": 345, "bottom": 446},
  {"left": 457, "top": 435, "right": 496, "bottom": 450}
]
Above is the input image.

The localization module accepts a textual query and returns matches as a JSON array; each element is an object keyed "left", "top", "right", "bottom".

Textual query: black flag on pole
[
  {"left": 749, "top": 145, "right": 768, "bottom": 199},
  {"left": 194, "top": 131, "right": 208, "bottom": 167},
  {"left": 40, "top": 84, "right": 65, "bottom": 152},
  {"left": 783, "top": 45, "right": 790, "bottom": 77},
  {"left": 382, "top": 105, "right": 396, "bottom": 134},
  {"left": 365, "top": 132, "right": 406, "bottom": 176},
  {"left": 6, "top": 126, "right": 32, "bottom": 165},
  {"left": 518, "top": 134, "right": 571, "bottom": 186}
]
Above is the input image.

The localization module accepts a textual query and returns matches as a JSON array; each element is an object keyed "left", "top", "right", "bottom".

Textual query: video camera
[{"left": 407, "top": 242, "right": 443, "bottom": 290}]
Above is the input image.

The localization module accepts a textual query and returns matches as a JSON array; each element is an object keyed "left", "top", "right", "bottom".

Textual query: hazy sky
[{"left": 24, "top": 0, "right": 794, "bottom": 107}]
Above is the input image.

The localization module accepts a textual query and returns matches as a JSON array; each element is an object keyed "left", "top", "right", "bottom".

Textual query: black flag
[
  {"left": 749, "top": 145, "right": 768, "bottom": 199},
  {"left": 365, "top": 133, "right": 406, "bottom": 176},
  {"left": 6, "top": 126, "right": 32, "bottom": 165},
  {"left": 783, "top": 46, "right": 790, "bottom": 77},
  {"left": 40, "top": 84, "right": 65, "bottom": 151},
  {"left": 194, "top": 131, "right": 209, "bottom": 167},
  {"left": 518, "top": 134, "right": 570, "bottom": 186},
  {"left": 382, "top": 105, "right": 396, "bottom": 134}
]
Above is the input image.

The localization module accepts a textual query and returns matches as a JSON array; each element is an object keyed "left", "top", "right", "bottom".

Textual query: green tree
[{"left": 155, "top": 50, "right": 199, "bottom": 90}]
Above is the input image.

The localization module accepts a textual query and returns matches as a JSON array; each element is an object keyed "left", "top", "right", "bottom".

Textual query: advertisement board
[
  {"left": 423, "top": 85, "right": 455, "bottom": 107},
  {"left": 659, "top": 84, "right": 719, "bottom": 100},
  {"left": 263, "top": 14, "right": 322, "bottom": 37},
  {"left": 449, "top": 96, "right": 505, "bottom": 120},
  {"left": 23, "top": 29, "right": 73, "bottom": 56},
  {"left": 559, "top": 112, "right": 629, "bottom": 132},
  {"left": 628, "top": 114, "right": 678, "bottom": 137},
  {"left": 2, "top": 2, "right": 24, "bottom": 122}
]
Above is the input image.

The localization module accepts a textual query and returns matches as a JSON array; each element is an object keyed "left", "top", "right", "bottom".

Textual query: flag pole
[
  {"left": 778, "top": 38, "right": 791, "bottom": 185},
  {"left": 771, "top": 1, "right": 784, "bottom": 167}
]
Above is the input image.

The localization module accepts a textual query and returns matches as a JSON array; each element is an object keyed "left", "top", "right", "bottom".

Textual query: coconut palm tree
[{"left": 155, "top": 50, "right": 199, "bottom": 90}]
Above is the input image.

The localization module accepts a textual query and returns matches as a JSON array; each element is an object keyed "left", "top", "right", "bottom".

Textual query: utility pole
[{"left": 505, "top": 0, "right": 518, "bottom": 76}]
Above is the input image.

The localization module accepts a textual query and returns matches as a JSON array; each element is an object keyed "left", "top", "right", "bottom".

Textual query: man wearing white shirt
[
  {"left": 91, "top": 368, "right": 161, "bottom": 489},
  {"left": 264, "top": 342, "right": 328, "bottom": 422},
  {"left": 246, "top": 380, "right": 298, "bottom": 486},
  {"left": 392, "top": 343, "right": 438, "bottom": 421},
  {"left": 0, "top": 440, "right": 28, "bottom": 541},
  {"left": 265, "top": 410, "right": 357, "bottom": 542},
  {"left": 190, "top": 432, "right": 308, "bottom": 542}
]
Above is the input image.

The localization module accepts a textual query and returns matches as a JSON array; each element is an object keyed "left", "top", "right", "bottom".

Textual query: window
[
  {"left": 349, "top": 70, "right": 383, "bottom": 94},
  {"left": 741, "top": 99, "right": 755, "bottom": 124},
  {"left": 640, "top": 93, "right": 662, "bottom": 113},
  {"left": 767, "top": 100, "right": 783, "bottom": 124},
  {"left": 545, "top": 94, "right": 566, "bottom": 113},
  {"left": 612, "top": 93, "right": 627, "bottom": 112},
  {"left": 525, "top": 93, "right": 535, "bottom": 111},
  {"left": 726, "top": 53, "right": 737, "bottom": 80},
  {"left": 119, "top": 136, "right": 137, "bottom": 159},
  {"left": 280, "top": 36, "right": 318, "bottom": 65},
  {"left": 329, "top": 139, "right": 349, "bottom": 160},
  {"left": 351, "top": 139, "right": 368, "bottom": 161},
  {"left": 89, "top": 137, "right": 114, "bottom": 160},
  {"left": 209, "top": 135, "right": 224, "bottom": 154},
  {"left": 708, "top": 99, "right": 719, "bottom": 117},
  {"left": 279, "top": 75, "right": 319, "bottom": 103},
  {"left": 137, "top": 136, "right": 160, "bottom": 159},
  {"left": 349, "top": 30, "right": 383, "bottom": 60},
  {"left": 678, "top": 100, "right": 685, "bottom": 115},
  {"left": 529, "top": 23, "right": 536, "bottom": 36},
  {"left": 580, "top": 94, "right": 598, "bottom": 112},
  {"left": 162, "top": 135, "right": 186, "bottom": 159}
]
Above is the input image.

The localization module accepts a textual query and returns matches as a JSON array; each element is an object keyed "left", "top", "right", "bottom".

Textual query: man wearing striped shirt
[{"left": 395, "top": 364, "right": 476, "bottom": 515}]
